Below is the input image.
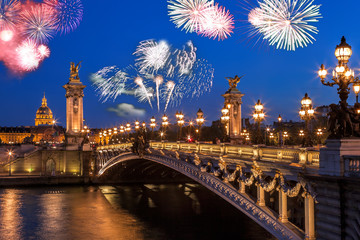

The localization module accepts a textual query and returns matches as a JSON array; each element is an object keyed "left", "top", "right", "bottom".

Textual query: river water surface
[{"left": 0, "top": 184, "right": 274, "bottom": 240}]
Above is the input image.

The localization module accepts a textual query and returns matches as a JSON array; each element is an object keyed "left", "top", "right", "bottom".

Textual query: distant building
[
  {"left": 0, "top": 94, "right": 65, "bottom": 144},
  {"left": 35, "top": 94, "right": 55, "bottom": 126}
]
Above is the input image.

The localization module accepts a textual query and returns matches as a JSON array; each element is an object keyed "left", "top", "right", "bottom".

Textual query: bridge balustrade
[
  {"left": 138, "top": 142, "right": 320, "bottom": 166},
  {"left": 344, "top": 155, "right": 360, "bottom": 177}
]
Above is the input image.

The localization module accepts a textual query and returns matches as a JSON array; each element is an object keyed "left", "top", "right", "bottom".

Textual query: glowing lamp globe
[
  {"left": 221, "top": 108, "right": 229, "bottom": 115},
  {"left": 354, "top": 84, "right": 360, "bottom": 95},
  {"left": 254, "top": 100, "right": 263, "bottom": 111},
  {"left": 301, "top": 93, "right": 312, "bottom": 106},
  {"left": 335, "top": 36, "right": 352, "bottom": 63},
  {"left": 318, "top": 64, "right": 327, "bottom": 78}
]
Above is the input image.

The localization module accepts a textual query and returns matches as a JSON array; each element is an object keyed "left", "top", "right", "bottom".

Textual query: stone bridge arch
[{"left": 98, "top": 151, "right": 304, "bottom": 240}]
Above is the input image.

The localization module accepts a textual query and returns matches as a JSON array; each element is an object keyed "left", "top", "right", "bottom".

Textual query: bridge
[{"left": 96, "top": 142, "right": 320, "bottom": 240}]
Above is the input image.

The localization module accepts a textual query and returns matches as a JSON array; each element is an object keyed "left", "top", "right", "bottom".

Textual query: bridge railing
[
  {"left": 144, "top": 142, "right": 319, "bottom": 166},
  {"left": 97, "top": 141, "right": 319, "bottom": 166},
  {"left": 344, "top": 155, "right": 360, "bottom": 177},
  {"left": 98, "top": 142, "right": 133, "bottom": 151}
]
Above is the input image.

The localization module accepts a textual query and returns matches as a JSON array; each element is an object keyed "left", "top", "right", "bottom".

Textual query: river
[{"left": 0, "top": 184, "right": 274, "bottom": 240}]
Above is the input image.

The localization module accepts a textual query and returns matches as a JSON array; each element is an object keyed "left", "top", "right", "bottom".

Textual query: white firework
[
  {"left": 91, "top": 66, "right": 131, "bottom": 102},
  {"left": 168, "top": 0, "right": 214, "bottom": 33},
  {"left": 249, "top": 0, "right": 321, "bottom": 51},
  {"left": 175, "top": 40, "right": 197, "bottom": 76},
  {"left": 134, "top": 40, "right": 171, "bottom": 75},
  {"left": 198, "top": 3, "right": 234, "bottom": 41}
]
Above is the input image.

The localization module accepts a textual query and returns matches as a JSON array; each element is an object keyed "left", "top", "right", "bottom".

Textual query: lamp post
[
  {"left": 269, "top": 132, "right": 274, "bottom": 145},
  {"left": 176, "top": 111, "right": 184, "bottom": 141},
  {"left": 221, "top": 105, "right": 230, "bottom": 140},
  {"left": 135, "top": 120, "right": 140, "bottom": 131},
  {"left": 8, "top": 150, "right": 12, "bottom": 176},
  {"left": 161, "top": 114, "right": 169, "bottom": 141},
  {"left": 150, "top": 116, "right": 156, "bottom": 140},
  {"left": 126, "top": 123, "right": 131, "bottom": 140},
  {"left": 283, "top": 131, "right": 289, "bottom": 145},
  {"left": 277, "top": 114, "right": 283, "bottom": 146},
  {"left": 354, "top": 83, "right": 360, "bottom": 114},
  {"left": 316, "top": 128, "right": 323, "bottom": 145},
  {"left": 253, "top": 99, "right": 265, "bottom": 144},
  {"left": 299, "top": 93, "right": 315, "bottom": 147},
  {"left": 189, "top": 121, "right": 194, "bottom": 141},
  {"left": 119, "top": 125, "right": 125, "bottom": 142},
  {"left": 240, "top": 129, "right": 250, "bottom": 144},
  {"left": 265, "top": 127, "right": 270, "bottom": 145},
  {"left": 318, "top": 36, "right": 360, "bottom": 137},
  {"left": 196, "top": 108, "right": 204, "bottom": 141}
]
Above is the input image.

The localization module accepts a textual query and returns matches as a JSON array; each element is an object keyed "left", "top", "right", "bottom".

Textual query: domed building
[
  {"left": 35, "top": 94, "right": 54, "bottom": 126},
  {"left": 0, "top": 94, "right": 65, "bottom": 144}
]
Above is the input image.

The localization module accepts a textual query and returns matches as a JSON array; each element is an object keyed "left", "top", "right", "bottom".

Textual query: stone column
[
  {"left": 278, "top": 189, "right": 288, "bottom": 223},
  {"left": 305, "top": 194, "right": 316, "bottom": 240},
  {"left": 239, "top": 180, "right": 246, "bottom": 194},
  {"left": 63, "top": 62, "right": 86, "bottom": 150},
  {"left": 257, "top": 185, "right": 265, "bottom": 206},
  {"left": 222, "top": 80, "right": 245, "bottom": 144}
]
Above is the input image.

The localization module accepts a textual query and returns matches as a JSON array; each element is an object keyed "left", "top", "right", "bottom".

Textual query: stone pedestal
[
  {"left": 65, "top": 134, "right": 84, "bottom": 150},
  {"left": 319, "top": 138, "right": 360, "bottom": 176}
]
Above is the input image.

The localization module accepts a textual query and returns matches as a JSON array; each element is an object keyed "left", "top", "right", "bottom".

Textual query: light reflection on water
[{"left": 0, "top": 185, "right": 274, "bottom": 240}]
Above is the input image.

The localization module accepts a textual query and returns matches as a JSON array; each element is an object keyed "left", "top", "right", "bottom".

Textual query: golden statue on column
[
  {"left": 225, "top": 75, "right": 244, "bottom": 89},
  {"left": 69, "top": 61, "right": 82, "bottom": 81}
]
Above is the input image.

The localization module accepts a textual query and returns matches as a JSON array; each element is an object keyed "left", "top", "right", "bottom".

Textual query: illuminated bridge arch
[{"left": 98, "top": 150, "right": 305, "bottom": 240}]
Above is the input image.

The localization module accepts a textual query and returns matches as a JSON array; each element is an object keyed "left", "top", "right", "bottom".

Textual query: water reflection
[
  {"left": 0, "top": 185, "right": 274, "bottom": 240},
  {"left": 0, "top": 189, "right": 23, "bottom": 240}
]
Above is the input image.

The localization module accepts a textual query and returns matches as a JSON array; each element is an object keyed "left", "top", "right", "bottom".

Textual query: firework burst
[
  {"left": 198, "top": 4, "right": 234, "bottom": 40},
  {"left": 16, "top": 40, "right": 44, "bottom": 71},
  {"left": 20, "top": 2, "right": 57, "bottom": 44},
  {"left": 134, "top": 40, "right": 172, "bottom": 75},
  {"left": 249, "top": 0, "right": 321, "bottom": 51},
  {"left": 0, "top": 0, "right": 21, "bottom": 30},
  {"left": 92, "top": 40, "right": 214, "bottom": 112},
  {"left": 168, "top": 0, "right": 214, "bottom": 33},
  {"left": 164, "top": 80, "right": 175, "bottom": 111},
  {"left": 91, "top": 66, "right": 131, "bottom": 102},
  {"left": 44, "top": 0, "right": 83, "bottom": 34}
]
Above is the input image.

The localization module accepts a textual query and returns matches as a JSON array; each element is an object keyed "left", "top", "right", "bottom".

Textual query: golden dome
[{"left": 35, "top": 93, "right": 54, "bottom": 126}]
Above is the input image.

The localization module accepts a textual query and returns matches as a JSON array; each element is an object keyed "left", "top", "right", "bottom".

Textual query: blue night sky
[{"left": 1, "top": 0, "right": 360, "bottom": 129}]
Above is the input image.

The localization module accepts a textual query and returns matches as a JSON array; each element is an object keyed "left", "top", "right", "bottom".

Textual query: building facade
[{"left": 0, "top": 94, "right": 64, "bottom": 144}]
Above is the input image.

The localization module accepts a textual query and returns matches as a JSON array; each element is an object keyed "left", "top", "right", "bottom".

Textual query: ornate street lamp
[
  {"left": 176, "top": 111, "right": 184, "bottom": 141},
  {"left": 269, "top": 132, "right": 274, "bottom": 145},
  {"left": 150, "top": 116, "right": 156, "bottom": 139},
  {"left": 318, "top": 36, "right": 360, "bottom": 138},
  {"left": 142, "top": 121, "right": 146, "bottom": 128},
  {"left": 316, "top": 128, "right": 323, "bottom": 144},
  {"left": 283, "top": 131, "right": 289, "bottom": 145},
  {"left": 299, "top": 93, "right": 315, "bottom": 147},
  {"left": 134, "top": 120, "right": 140, "bottom": 131},
  {"left": 161, "top": 114, "right": 169, "bottom": 140},
  {"left": 221, "top": 105, "right": 230, "bottom": 138},
  {"left": 253, "top": 99, "right": 265, "bottom": 144},
  {"left": 196, "top": 108, "right": 204, "bottom": 141},
  {"left": 126, "top": 123, "right": 131, "bottom": 138},
  {"left": 240, "top": 129, "right": 250, "bottom": 144}
]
